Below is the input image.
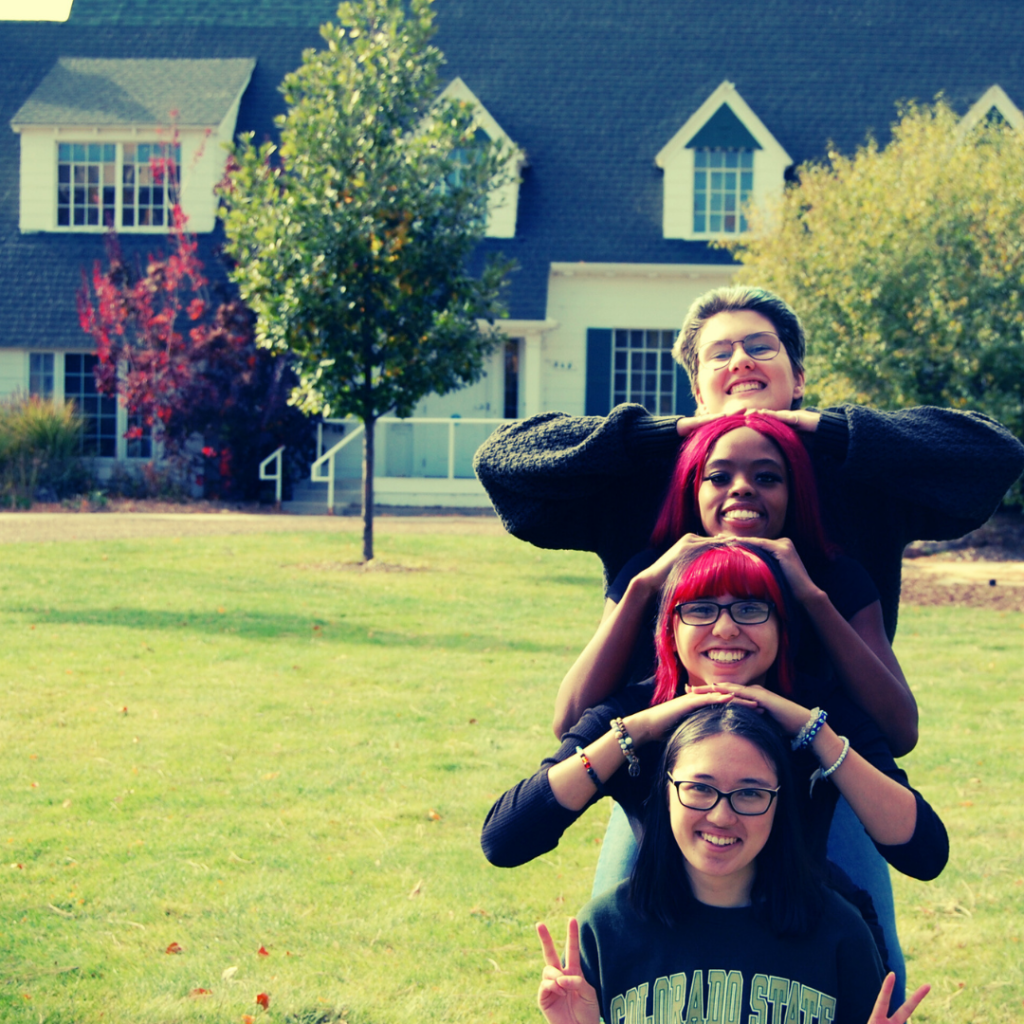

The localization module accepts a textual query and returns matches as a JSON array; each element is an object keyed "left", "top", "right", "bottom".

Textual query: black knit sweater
[{"left": 474, "top": 403, "right": 1024, "bottom": 639}]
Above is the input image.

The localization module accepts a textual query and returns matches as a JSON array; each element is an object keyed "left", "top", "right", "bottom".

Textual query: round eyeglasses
[
  {"left": 674, "top": 599, "right": 774, "bottom": 627},
  {"left": 667, "top": 776, "right": 780, "bottom": 816},
  {"left": 698, "top": 332, "right": 781, "bottom": 367}
]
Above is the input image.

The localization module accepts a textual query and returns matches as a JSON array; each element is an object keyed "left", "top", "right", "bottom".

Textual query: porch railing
[{"left": 309, "top": 416, "right": 511, "bottom": 512}]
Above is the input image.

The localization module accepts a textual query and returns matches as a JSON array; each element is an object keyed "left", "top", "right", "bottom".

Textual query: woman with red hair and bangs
[{"left": 650, "top": 541, "right": 796, "bottom": 705}]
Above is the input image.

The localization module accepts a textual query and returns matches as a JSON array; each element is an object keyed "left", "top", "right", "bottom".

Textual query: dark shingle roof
[
  {"left": 12, "top": 57, "right": 256, "bottom": 127},
  {"left": 4, "top": 0, "right": 1024, "bottom": 338},
  {"left": 68, "top": 0, "right": 338, "bottom": 26}
]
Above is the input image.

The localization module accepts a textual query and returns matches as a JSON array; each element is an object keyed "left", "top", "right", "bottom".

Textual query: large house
[{"left": 3, "top": 0, "right": 1023, "bottom": 506}]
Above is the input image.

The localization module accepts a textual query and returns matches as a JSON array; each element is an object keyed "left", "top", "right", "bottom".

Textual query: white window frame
[
  {"left": 655, "top": 80, "right": 792, "bottom": 242},
  {"left": 611, "top": 328, "right": 680, "bottom": 415},
  {"left": 55, "top": 140, "right": 180, "bottom": 232}
]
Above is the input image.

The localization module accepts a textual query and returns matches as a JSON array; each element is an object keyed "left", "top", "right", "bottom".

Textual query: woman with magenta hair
[
  {"left": 548, "top": 412, "right": 917, "bottom": 1000},
  {"left": 481, "top": 541, "right": 946, "bottom": 890},
  {"left": 534, "top": 705, "right": 932, "bottom": 1024}
]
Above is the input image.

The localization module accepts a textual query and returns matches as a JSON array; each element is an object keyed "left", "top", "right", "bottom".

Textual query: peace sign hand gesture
[
  {"left": 867, "top": 973, "right": 931, "bottom": 1024},
  {"left": 536, "top": 918, "right": 600, "bottom": 1024}
]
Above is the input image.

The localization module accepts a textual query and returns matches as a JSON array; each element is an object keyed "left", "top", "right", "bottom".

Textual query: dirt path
[{"left": 0, "top": 510, "right": 505, "bottom": 544}]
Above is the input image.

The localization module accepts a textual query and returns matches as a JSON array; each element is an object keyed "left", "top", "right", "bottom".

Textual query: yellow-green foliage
[
  {"left": 0, "top": 394, "right": 83, "bottom": 505},
  {"left": 729, "top": 100, "right": 1024, "bottom": 461}
]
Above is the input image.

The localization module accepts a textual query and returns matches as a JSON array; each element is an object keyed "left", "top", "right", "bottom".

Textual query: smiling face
[
  {"left": 693, "top": 310, "right": 805, "bottom": 414},
  {"left": 672, "top": 591, "right": 779, "bottom": 689},
  {"left": 698, "top": 427, "right": 789, "bottom": 540},
  {"left": 668, "top": 732, "right": 778, "bottom": 906}
]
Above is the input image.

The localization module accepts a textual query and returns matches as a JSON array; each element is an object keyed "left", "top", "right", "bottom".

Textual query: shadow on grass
[{"left": 7, "top": 605, "right": 572, "bottom": 654}]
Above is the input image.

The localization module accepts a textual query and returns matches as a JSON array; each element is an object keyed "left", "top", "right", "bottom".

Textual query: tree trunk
[{"left": 362, "top": 414, "right": 375, "bottom": 562}]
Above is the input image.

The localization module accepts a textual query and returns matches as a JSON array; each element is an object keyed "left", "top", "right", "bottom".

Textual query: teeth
[
  {"left": 701, "top": 833, "right": 739, "bottom": 847},
  {"left": 723, "top": 509, "right": 762, "bottom": 520},
  {"left": 705, "top": 650, "right": 747, "bottom": 663},
  {"left": 729, "top": 381, "right": 764, "bottom": 394}
]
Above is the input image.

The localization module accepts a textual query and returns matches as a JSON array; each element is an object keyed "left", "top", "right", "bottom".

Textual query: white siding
[
  {"left": 0, "top": 351, "right": 27, "bottom": 397},
  {"left": 18, "top": 132, "right": 56, "bottom": 233},
  {"left": 544, "top": 264, "right": 737, "bottom": 413}
]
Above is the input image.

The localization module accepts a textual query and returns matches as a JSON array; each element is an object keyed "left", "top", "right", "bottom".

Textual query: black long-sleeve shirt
[
  {"left": 474, "top": 403, "right": 1024, "bottom": 639},
  {"left": 481, "top": 678, "right": 948, "bottom": 881}
]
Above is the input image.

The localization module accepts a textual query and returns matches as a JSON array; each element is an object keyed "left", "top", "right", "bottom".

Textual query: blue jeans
[
  {"left": 592, "top": 797, "right": 906, "bottom": 1006},
  {"left": 827, "top": 796, "right": 905, "bottom": 1006},
  {"left": 591, "top": 801, "right": 638, "bottom": 899}
]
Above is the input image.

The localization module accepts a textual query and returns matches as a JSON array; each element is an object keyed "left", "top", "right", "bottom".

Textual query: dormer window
[
  {"left": 11, "top": 57, "right": 254, "bottom": 234},
  {"left": 656, "top": 81, "right": 790, "bottom": 241},
  {"left": 437, "top": 77, "right": 526, "bottom": 239}
]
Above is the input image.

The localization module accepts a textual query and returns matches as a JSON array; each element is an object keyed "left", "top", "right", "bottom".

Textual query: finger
[
  {"left": 537, "top": 922, "right": 561, "bottom": 969},
  {"left": 563, "top": 917, "right": 582, "bottom": 975},
  {"left": 890, "top": 984, "right": 931, "bottom": 1023},
  {"left": 868, "top": 973, "right": 895, "bottom": 1022}
]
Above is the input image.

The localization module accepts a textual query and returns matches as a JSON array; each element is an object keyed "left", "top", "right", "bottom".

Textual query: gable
[
  {"left": 656, "top": 81, "right": 791, "bottom": 241},
  {"left": 958, "top": 84, "right": 1024, "bottom": 135},
  {"left": 686, "top": 105, "right": 762, "bottom": 151},
  {"left": 438, "top": 76, "right": 526, "bottom": 240}
]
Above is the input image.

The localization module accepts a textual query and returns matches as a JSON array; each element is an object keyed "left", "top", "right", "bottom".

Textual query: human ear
[{"left": 792, "top": 370, "right": 805, "bottom": 400}]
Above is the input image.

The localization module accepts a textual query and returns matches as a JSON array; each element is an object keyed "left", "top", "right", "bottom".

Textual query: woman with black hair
[{"left": 534, "top": 706, "right": 931, "bottom": 1024}]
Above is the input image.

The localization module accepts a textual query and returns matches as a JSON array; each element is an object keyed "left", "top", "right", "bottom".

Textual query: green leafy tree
[
  {"left": 728, "top": 100, "right": 1024, "bottom": 499},
  {"left": 218, "top": 0, "right": 512, "bottom": 558}
]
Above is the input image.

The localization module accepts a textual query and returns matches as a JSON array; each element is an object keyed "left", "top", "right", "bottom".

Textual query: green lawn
[{"left": 0, "top": 528, "right": 1021, "bottom": 1024}]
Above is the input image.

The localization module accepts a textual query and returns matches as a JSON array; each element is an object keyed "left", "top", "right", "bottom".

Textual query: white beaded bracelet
[{"left": 820, "top": 736, "right": 851, "bottom": 779}]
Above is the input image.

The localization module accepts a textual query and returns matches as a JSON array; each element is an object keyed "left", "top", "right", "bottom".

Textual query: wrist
[
  {"left": 623, "top": 711, "right": 651, "bottom": 747},
  {"left": 625, "top": 572, "right": 660, "bottom": 602},
  {"left": 810, "top": 726, "right": 844, "bottom": 765}
]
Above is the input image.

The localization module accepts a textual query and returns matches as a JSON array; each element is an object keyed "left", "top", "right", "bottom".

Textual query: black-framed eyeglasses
[
  {"left": 698, "top": 332, "right": 781, "bottom": 367},
  {"left": 674, "top": 599, "right": 774, "bottom": 627},
  {"left": 667, "top": 776, "right": 780, "bottom": 816}
]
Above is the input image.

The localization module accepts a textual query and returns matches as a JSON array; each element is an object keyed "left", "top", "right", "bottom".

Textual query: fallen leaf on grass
[
  {"left": 427, "top": 809, "right": 442, "bottom": 821},
  {"left": 242, "top": 1017, "right": 256, "bottom": 1024},
  {"left": 256, "top": 992, "right": 270, "bottom": 1009},
  {"left": 408, "top": 880, "right": 422, "bottom": 898},
  {"left": 257, "top": 945, "right": 269, "bottom": 957},
  {"left": 222, "top": 966, "right": 239, "bottom": 980},
  {"left": 47, "top": 903, "right": 73, "bottom": 918},
  {"left": 189, "top": 988, "right": 211, "bottom": 998},
  {"left": 165, "top": 942, "right": 183, "bottom": 954}
]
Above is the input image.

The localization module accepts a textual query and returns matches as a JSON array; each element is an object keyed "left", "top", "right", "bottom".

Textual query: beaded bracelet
[
  {"left": 820, "top": 736, "right": 851, "bottom": 779},
  {"left": 576, "top": 746, "right": 604, "bottom": 794},
  {"left": 791, "top": 707, "right": 827, "bottom": 751},
  {"left": 611, "top": 718, "right": 641, "bottom": 778}
]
